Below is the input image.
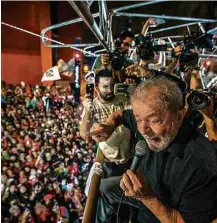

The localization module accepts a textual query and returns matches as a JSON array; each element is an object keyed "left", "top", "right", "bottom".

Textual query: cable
[
  {"left": 1, "top": 21, "right": 96, "bottom": 56},
  {"left": 116, "top": 192, "right": 124, "bottom": 223}
]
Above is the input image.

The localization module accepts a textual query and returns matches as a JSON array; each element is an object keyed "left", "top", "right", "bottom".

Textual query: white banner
[{"left": 41, "top": 66, "right": 61, "bottom": 82}]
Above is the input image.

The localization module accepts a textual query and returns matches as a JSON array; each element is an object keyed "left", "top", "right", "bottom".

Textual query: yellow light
[
  {"left": 206, "top": 60, "right": 211, "bottom": 66},
  {"left": 83, "top": 65, "right": 89, "bottom": 73}
]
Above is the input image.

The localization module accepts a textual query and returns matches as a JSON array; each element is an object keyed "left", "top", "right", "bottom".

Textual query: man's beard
[
  {"left": 143, "top": 122, "right": 179, "bottom": 152},
  {"left": 99, "top": 92, "right": 115, "bottom": 102}
]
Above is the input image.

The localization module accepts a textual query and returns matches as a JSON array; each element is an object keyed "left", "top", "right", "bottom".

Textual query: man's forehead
[
  {"left": 99, "top": 77, "right": 113, "bottom": 84},
  {"left": 133, "top": 100, "right": 165, "bottom": 117}
]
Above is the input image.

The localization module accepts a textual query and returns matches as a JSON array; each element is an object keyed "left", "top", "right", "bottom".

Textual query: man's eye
[
  {"left": 136, "top": 119, "right": 142, "bottom": 123},
  {"left": 150, "top": 120, "right": 162, "bottom": 124}
]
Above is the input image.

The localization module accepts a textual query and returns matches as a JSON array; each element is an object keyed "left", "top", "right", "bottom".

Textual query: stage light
[{"left": 206, "top": 60, "right": 211, "bottom": 66}]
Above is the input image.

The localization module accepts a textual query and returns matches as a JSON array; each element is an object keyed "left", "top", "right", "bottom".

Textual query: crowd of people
[
  {"left": 1, "top": 82, "right": 97, "bottom": 223},
  {"left": 1, "top": 16, "right": 217, "bottom": 223}
]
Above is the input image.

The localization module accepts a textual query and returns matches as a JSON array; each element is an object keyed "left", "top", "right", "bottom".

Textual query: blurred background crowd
[{"left": 1, "top": 82, "right": 97, "bottom": 223}]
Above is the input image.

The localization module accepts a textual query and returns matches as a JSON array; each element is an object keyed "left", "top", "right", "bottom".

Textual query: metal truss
[
  {"left": 3, "top": 1, "right": 216, "bottom": 59},
  {"left": 39, "top": 0, "right": 217, "bottom": 61}
]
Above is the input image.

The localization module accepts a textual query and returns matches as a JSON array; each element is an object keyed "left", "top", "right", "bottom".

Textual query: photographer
[
  {"left": 199, "top": 96, "right": 217, "bottom": 141},
  {"left": 93, "top": 30, "right": 134, "bottom": 82},
  {"left": 186, "top": 68, "right": 217, "bottom": 142},
  {"left": 80, "top": 68, "right": 133, "bottom": 174},
  {"left": 125, "top": 36, "right": 182, "bottom": 80}
]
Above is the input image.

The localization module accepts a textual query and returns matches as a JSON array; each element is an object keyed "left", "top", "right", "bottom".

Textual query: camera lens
[{"left": 187, "top": 91, "right": 210, "bottom": 110}]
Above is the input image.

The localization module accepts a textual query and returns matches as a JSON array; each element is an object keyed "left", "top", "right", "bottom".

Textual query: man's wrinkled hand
[
  {"left": 90, "top": 123, "right": 114, "bottom": 142},
  {"left": 120, "top": 170, "right": 153, "bottom": 200}
]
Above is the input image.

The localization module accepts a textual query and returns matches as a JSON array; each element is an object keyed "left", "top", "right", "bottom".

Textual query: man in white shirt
[{"left": 80, "top": 69, "right": 134, "bottom": 176}]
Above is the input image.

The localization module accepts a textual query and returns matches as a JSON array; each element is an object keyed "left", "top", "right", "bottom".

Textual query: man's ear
[{"left": 178, "top": 108, "right": 186, "bottom": 120}]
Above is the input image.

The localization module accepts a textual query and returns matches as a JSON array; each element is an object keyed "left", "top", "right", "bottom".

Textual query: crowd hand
[
  {"left": 82, "top": 95, "right": 93, "bottom": 112},
  {"left": 101, "top": 54, "right": 111, "bottom": 66},
  {"left": 125, "top": 63, "right": 151, "bottom": 78},
  {"left": 158, "top": 39, "right": 165, "bottom": 46},
  {"left": 173, "top": 45, "right": 183, "bottom": 57},
  {"left": 141, "top": 18, "right": 157, "bottom": 35},
  {"left": 120, "top": 170, "right": 154, "bottom": 200},
  {"left": 90, "top": 123, "right": 114, "bottom": 142},
  {"left": 2, "top": 188, "right": 9, "bottom": 201},
  {"left": 30, "top": 192, "right": 36, "bottom": 200},
  {"left": 21, "top": 209, "right": 30, "bottom": 220},
  {"left": 148, "top": 18, "right": 158, "bottom": 27}
]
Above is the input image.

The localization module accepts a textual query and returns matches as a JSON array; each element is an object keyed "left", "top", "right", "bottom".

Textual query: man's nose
[{"left": 107, "top": 88, "right": 113, "bottom": 94}]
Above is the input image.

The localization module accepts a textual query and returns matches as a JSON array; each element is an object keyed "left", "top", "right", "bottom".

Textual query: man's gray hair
[{"left": 131, "top": 77, "right": 184, "bottom": 113}]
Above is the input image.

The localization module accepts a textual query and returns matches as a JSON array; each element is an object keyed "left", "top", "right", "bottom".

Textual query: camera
[
  {"left": 110, "top": 50, "right": 127, "bottom": 71},
  {"left": 114, "top": 83, "right": 136, "bottom": 95},
  {"left": 187, "top": 89, "right": 216, "bottom": 110},
  {"left": 135, "top": 34, "right": 168, "bottom": 60},
  {"left": 179, "top": 32, "right": 214, "bottom": 68},
  {"left": 110, "top": 37, "right": 129, "bottom": 71}
]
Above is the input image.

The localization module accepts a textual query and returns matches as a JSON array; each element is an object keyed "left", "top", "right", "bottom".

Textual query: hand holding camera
[
  {"left": 198, "top": 96, "right": 214, "bottom": 119},
  {"left": 173, "top": 45, "right": 183, "bottom": 57}
]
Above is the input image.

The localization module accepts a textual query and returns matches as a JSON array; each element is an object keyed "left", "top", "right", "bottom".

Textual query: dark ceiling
[{"left": 64, "top": 1, "right": 217, "bottom": 43}]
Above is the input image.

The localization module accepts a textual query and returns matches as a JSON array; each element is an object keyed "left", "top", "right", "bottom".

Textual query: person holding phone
[
  {"left": 80, "top": 68, "right": 135, "bottom": 223},
  {"left": 80, "top": 68, "right": 133, "bottom": 172}
]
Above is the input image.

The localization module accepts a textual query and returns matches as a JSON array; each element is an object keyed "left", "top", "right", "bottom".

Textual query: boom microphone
[{"left": 130, "top": 140, "right": 149, "bottom": 172}]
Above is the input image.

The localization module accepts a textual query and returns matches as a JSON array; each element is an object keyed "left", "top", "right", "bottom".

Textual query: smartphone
[{"left": 86, "top": 84, "right": 94, "bottom": 100}]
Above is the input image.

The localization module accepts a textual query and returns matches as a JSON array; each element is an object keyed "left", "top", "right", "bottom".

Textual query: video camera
[
  {"left": 187, "top": 88, "right": 217, "bottom": 110},
  {"left": 135, "top": 34, "right": 168, "bottom": 60},
  {"left": 114, "top": 83, "right": 137, "bottom": 96},
  {"left": 110, "top": 37, "right": 129, "bottom": 71},
  {"left": 179, "top": 32, "right": 214, "bottom": 68}
]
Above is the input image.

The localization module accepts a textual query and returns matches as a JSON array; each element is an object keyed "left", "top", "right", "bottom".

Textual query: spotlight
[{"left": 206, "top": 60, "right": 211, "bottom": 67}]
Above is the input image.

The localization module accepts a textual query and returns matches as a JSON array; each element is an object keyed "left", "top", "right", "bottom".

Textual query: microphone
[
  {"left": 116, "top": 140, "right": 149, "bottom": 223},
  {"left": 130, "top": 140, "right": 149, "bottom": 172}
]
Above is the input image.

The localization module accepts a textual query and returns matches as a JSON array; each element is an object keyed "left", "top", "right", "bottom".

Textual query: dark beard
[{"left": 99, "top": 92, "right": 115, "bottom": 102}]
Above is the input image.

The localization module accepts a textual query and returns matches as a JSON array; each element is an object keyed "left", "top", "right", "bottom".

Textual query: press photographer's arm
[
  {"left": 199, "top": 97, "right": 217, "bottom": 141},
  {"left": 79, "top": 95, "right": 93, "bottom": 140},
  {"left": 188, "top": 69, "right": 217, "bottom": 141}
]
